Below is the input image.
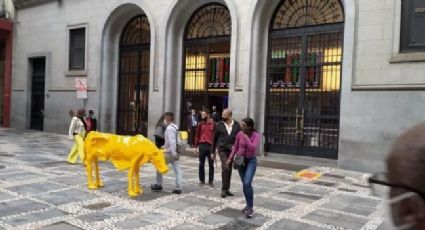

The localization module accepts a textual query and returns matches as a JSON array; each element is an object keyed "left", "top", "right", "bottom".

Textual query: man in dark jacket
[
  {"left": 187, "top": 109, "right": 198, "bottom": 147},
  {"left": 212, "top": 109, "right": 241, "bottom": 198},
  {"left": 212, "top": 106, "right": 220, "bottom": 122}
]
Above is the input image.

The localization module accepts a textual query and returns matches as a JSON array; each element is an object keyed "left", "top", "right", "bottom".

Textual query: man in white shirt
[{"left": 151, "top": 112, "right": 183, "bottom": 194}]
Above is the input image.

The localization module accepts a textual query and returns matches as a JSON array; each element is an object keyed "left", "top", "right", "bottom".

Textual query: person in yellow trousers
[{"left": 67, "top": 109, "right": 87, "bottom": 164}]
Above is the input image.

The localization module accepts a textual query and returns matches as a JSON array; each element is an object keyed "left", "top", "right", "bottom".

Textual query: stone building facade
[{"left": 9, "top": 0, "right": 425, "bottom": 172}]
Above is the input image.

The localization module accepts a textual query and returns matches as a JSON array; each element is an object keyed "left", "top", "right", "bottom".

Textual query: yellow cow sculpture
[{"left": 84, "top": 132, "right": 169, "bottom": 197}]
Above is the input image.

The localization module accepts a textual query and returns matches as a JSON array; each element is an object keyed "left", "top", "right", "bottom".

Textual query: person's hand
[
  {"left": 172, "top": 152, "right": 179, "bottom": 160},
  {"left": 194, "top": 148, "right": 199, "bottom": 154},
  {"left": 226, "top": 159, "right": 232, "bottom": 166},
  {"left": 210, "top": 154, "right": 215, "bottom": 160},
  {"left": 68, "top": 135, "right": 74, "bottom": 141}
]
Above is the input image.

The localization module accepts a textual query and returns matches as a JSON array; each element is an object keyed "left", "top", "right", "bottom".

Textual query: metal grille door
[
  {"left": 181, "top": 4, "right": 231, "bottom": 129},
  {"left": 265, "top": 0, "right": 344, "bottom": 159},
  {"left": 117, "top": 15, "right": 150, "bottom": 135}
]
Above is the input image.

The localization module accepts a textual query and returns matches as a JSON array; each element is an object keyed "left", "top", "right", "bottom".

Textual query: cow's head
[
  {"left": 150, "top": 148, "right": 169, "bottom": 174},
  {"left": 134, "top": 135, "right": 168, "bottom": 174}
]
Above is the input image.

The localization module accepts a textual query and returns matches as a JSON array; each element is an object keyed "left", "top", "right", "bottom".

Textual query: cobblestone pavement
[{"left": 0, "top": 128, "right": 388, "bottom": 230}]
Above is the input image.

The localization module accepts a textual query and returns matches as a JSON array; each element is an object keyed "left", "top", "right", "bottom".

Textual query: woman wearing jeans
[{"left": 227, "top": 118, "right": 260, "bottom": 218}]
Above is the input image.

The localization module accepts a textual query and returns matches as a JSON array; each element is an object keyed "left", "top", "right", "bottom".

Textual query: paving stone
[
  {"left": 278, "top": 191, "right": 322, "bottom": 202},
  {"left": 77, "top": 207, "right": 132, "bottom": 223},
  {"left": 218, "top": 216, "right": 268, "bottom": 230},
  {"left": 83, "top": 202, "right": 112, "bottom": 210},
  {"left": 254, "top": 196, "right": 295, "bottom": 211},
  {"left": 200, "top": 214, "right": 234, "bottom": 225},
  {"left": 170, "top": 223, "right": 203, "bottom": 230},
  {"left": 305, "top": 209, "right": 368, "bottom": 229},
  {"left": 320, "top": 194, "right": 380, "bottom": 216},
  {"left": 38, "top": 221, "right": 82, "bottom": 230},
  {"left": 376, "top": 221, "right": 390, "bottom": 230},
  {"left": 2, "top": 209, "right": 67, "bottom": 226},
  {"left": 113, "top": 217, "right": 150, "bottom": 229},
  {"left": 7, "top": 182, "right": 65, "bottom": 195},
  {"left": 0, "top": 191, "right": 14, "bottom": 201},
  {"left": 137, "top": 212, "right": 170, "bottom": 224},
  {"left": 268, "top": 219, "right": 325, "bottom": 230},
  {"left": 0, "top": 172, "right": 44, "bottom": 182},
  {"left": 35, "top": 189, "right": 97, "bottom": 206},
  {"left": 51, "top": 175, "right": 86, "bottom": 185},
  {"left": 289, "top": 185, "right": 333, "bottom": 197},
  {"left": 0, "top": 198, "right": 50, "bottom": 217}
]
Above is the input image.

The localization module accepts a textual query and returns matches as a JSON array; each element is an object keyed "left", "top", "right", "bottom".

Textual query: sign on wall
[{"left": 75, "top": 78, "right": 87, "bottom": 99}]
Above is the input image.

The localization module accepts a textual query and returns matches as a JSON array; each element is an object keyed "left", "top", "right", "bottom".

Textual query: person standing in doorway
[
  {"left": 187, "top": 109, "right": 198, "bottom": 148},
  {"left": 227, "top": 118, "right": 260, "bottom": 218},
  {"left": 67, "top": 108, "right": 87, "bottom": 164},
  {"left": 194, "top": 109, "right": 215, "bottom": 187},
  {"left": 151, "top": 112, "right": 183, "bottom": 194},
  {"left": 212, "top": 109, "right": 241, "bottom": 198},
  {"left": 85, "top": 110, "right": 97, "bottom": 133},
  {"left": 154, "top": 114, "right": 166, "bottom": 148},
  {"left": 212, "top": 106, "right": 220, "bottom": 122}
]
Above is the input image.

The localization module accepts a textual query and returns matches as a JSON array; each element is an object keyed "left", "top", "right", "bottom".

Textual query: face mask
[
  {"left": 385, "top": 192, "right": 418, "bottom": 230},
  {"left": 201, "top": 117, "right": 207, "bottom": 121},
  {"left": 222, "top": 117, "right": 228, "bottom": 122}
]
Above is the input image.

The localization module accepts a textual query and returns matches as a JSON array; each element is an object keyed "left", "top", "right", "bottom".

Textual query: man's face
[
  {"left": 222, "top": 111, "right": 230, "bottom": 121},
  {"left": 191, "top": 110, "right": 195, "bottom": 115}
]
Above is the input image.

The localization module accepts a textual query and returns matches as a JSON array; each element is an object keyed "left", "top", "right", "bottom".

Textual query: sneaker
[
  {"left": 225, "top": 190, "right": 234, "bottom": 196},
  {"left": 172, "top": 189, "right": 182, "bottom": 194},
  {"left": 208, "top": 182, "right": 214, "bottom": 187},
  {"left": 241, "top": 206, "right": 249, "bottom": 213},
  {"left": 150, "top": 184, "right": 163, "bottom": 191},
  {"left": 199, "top": 181, "right": 206, "bottom": 186},
  {"left": 246, "top": 208, "right": 254, "bottom": 218}
]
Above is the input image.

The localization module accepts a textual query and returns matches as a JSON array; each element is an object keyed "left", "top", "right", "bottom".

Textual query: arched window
[
  {"left": 264, "top": 0, "right": 344, "bottom": 159},
  {"left": 272, "top": 0, "right": 344, "bottom": 30},
  {"left": 186, "top": 4, "right": 231, "bottom": 39},
  {"left": 121, "top": 15, "right": 150, "bottom": 45}
]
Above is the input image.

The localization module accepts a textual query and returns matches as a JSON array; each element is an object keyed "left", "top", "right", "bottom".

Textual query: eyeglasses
[{"left": 368, "top": 172, "right": 425, "bottom": 201}]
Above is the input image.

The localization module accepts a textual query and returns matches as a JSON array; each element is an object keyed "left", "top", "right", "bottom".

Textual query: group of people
[
  {"left": 153, "top": 108, "right": 260, "bottom": 218},
  {"left": 65, "top": 106, "right": 260, "bottom": 219},
  {"left": 67, "top": 109, "right": 97, "bottom": 164}
]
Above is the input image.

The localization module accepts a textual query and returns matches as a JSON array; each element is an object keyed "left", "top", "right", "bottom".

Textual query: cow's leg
[
  {"left": 134, "top": 155, "right": 145, "bottom": 195},
  {"left": 94, "top": 158, "right": 103, "bottom": 188},
  {"left": 127, "top": 165, "right": 138, "bottom": 197},
  {"left": 134, "top": 165, "right": 142, "bottom": 194},
  {"left": 86, "top": 157, "right": 98, "bottom": 190}
]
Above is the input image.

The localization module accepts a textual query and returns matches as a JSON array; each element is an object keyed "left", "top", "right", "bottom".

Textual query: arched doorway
[
  {"left": 181, "top": 3, "right": 231, "bottom": 129},
  {"left": 117, "top": 15, "right": 151, "bottom": 135},
  {"left": 264, "top": 0, "right": 344, "bottom": 159}
]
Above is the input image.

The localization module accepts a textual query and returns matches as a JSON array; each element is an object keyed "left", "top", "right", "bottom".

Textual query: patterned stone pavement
[{"left": 0, "top": 128, "right": 389, "bottom": 230}]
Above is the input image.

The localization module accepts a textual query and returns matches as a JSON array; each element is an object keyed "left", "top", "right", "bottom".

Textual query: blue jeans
[
  {"left": 238, "top": 156, "right": 257, "bottom": 208},
  {"left": 156, "top": 153, "right": 182, "bottom": 190}
]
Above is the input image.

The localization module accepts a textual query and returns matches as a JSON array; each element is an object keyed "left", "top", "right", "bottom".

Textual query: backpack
[{"left": 172, "top": 125, "right": 186, "bottom": 154}]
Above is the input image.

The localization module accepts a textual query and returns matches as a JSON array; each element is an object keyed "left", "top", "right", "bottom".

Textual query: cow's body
[{"left": 84, "top": 132, "right": 168, "bottom": 197}]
